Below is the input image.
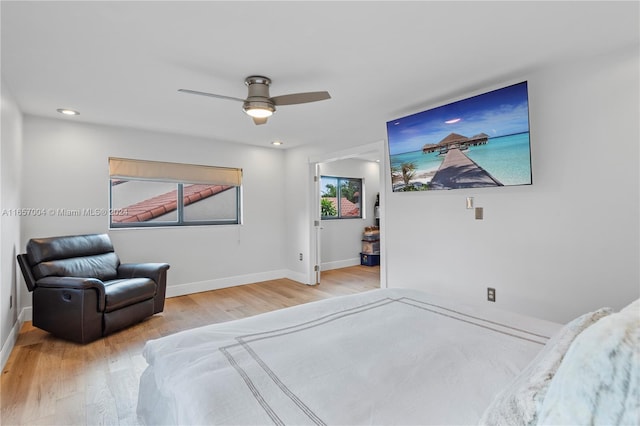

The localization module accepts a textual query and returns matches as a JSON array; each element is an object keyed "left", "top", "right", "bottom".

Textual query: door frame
[{"left": 308, "top": 140, "right": 387, "bottom": 288}]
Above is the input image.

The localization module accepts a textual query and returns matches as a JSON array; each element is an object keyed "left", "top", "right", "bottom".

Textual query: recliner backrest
[{"left": 27, "top": 234, "right": 120, "bottom": 281}]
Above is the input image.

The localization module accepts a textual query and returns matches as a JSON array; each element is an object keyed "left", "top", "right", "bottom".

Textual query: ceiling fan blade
[
  {"left": 252, "top": 116, "right": 268, "bottom": 125},
  {"left": 178, "top": 89, "right": 245, "bottom": 103},
  {"left": 270, "top": 91, "right": 331, "bottom": 106}
]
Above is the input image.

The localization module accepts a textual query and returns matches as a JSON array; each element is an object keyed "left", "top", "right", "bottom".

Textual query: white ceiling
[{"left": 2, "top": 1, "right": 638, "bottom": 150}]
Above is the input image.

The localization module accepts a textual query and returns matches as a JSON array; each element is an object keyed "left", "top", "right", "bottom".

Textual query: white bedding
[
  {"left": 137, "top": 288, "right": 561, "bottom": 425},
  {"left": 537, "top": 299, "right": 639, "bottom": 425}
]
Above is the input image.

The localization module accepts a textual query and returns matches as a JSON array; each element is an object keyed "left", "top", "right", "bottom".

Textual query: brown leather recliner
[{"left": 17, "top": 233, "right": 169, "bottom": 343}]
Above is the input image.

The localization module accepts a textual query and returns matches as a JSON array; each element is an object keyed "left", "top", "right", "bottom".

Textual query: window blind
[{"left": 109, "top": 157, "right": 242, "bottom": 186}]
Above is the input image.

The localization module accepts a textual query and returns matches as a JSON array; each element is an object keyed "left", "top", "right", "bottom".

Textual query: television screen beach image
[{"left": 386, "top": 81, "right": 532, "bottom": 192}]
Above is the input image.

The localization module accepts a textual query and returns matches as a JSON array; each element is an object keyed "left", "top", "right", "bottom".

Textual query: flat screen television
[{"left": 386, "top": 81, "right": 532, "bottom": 192}]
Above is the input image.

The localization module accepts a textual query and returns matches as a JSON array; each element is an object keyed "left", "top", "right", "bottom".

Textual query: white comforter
[{"left": 137, "top": 288, "right": 560, "bottom": 425}]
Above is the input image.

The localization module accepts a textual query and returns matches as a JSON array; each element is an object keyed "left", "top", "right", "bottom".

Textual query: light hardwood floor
[{"left": 1, "top": 265, "right": 379, "bottom": 425}]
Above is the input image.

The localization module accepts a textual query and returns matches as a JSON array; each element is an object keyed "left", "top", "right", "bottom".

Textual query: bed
[{"left": 137, "top": 288, "right": 639, "bottom": 425}]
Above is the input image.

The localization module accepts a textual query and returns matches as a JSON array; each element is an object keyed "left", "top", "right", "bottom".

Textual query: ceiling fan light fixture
[
  {"left": 180, "top": 75, "right": 329, "bottom": 126},
  {"left": 245, "top": 107, "right": 273, "bottom": 118},
  {"left": 243, "top": 101, "right": 274, "bottom": 118}
]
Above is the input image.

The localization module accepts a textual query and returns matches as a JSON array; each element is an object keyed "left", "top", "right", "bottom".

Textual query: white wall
[
  {"left": 384, "top": 47, "right": 639, "bottom": 323},
  {"left": 319, "top": 158, "right": 380, "bottom": 269},
  {"left": 283, "top": 145, "right": 322, "bottom": 282},
  {"left": 1, "top": 80, "right": 23, "bottom": 363},
  {"left": 20, "top": 116, "right": 288, "bottom": 301}
]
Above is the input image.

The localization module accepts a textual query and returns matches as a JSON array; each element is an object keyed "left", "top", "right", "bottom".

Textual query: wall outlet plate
[{"left": 487, "top": 287, "right": 496, "bottom": 302}]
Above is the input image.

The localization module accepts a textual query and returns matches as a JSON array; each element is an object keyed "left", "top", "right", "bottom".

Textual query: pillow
[
  {"left": 536, "top": 299, "right": 639, "bottom": 425},
  {"left": 478, "top": 307, "right": 612, "bottom": 426}
]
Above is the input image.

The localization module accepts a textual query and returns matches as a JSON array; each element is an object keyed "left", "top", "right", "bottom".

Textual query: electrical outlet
[
  {"left": 487, "top": 287, "right": 496, "bottom": 302},
  {"left": 299, "top": 253, "right": 303, "bottom": 261}
]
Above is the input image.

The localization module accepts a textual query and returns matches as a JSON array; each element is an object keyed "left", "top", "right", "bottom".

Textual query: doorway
[{"left": 308, "top": 141, "right": 386, "bottom": 288}]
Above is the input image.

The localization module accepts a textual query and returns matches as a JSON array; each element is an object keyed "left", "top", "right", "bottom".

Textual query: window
[
  {"left": 109, "top": 157, "right": 242, "bottom": 228},
  {"left": 320, "top": 176, "right": 362, "bottom": 219}
]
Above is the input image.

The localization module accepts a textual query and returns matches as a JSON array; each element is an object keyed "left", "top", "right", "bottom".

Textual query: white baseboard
[
  {"left": 166, "top": 269, "right": 296, "bottom": 298},
  {"left": 1, "top": 306, "right": 30, "bottom": 371},
  {"left": 321, "top": 257, "right": 360, "bottom": 271},
  {"left": 21, "top": 306, "right": 32, "bottom": 321},
  {"left": 285, "top": 269, "right": 311, "bottom": 285},
  {"left": 166, "top": 269, "right": 325, "bottom": 296}
]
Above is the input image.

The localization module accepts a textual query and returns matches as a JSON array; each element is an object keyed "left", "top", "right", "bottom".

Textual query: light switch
[{"left": 466, "top": 197, "right": 474, "bottom": 209}]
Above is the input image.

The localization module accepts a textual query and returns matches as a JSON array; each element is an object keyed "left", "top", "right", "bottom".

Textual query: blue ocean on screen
[{"left": 389, "top": 132, "right": 532, "bottom": 186}]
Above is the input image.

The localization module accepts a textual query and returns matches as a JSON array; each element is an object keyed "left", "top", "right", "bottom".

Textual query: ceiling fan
[{"left": 179, "top": 76, "right": 331, "bottom": 125}]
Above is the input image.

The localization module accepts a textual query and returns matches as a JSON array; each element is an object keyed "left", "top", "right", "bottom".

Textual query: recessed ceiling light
[
  {"left": 271, "top": 141, "right": 283, "bottom": 146},
  {"left": 445, "top": 118, "right": 461, "bottom": 124},
  {"left": 57, "top": 108, "right": 80, "bottom": 116}
]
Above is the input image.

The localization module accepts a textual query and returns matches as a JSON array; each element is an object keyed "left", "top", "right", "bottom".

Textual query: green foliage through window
[
  {"left": 321, "top": 198, "right": 338, "bottom": 216},
  {"left": 320, "top": 176, "right": 362, "bottom": 219}
]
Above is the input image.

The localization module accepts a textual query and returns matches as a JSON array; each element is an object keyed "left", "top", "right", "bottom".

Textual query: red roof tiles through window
[{"left": 112, "top": 184, "right": 233, "bottom": 223}]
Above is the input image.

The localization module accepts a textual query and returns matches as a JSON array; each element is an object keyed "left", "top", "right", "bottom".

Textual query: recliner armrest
[
  {"left": 36, "top": 276, "right": 107, "bottom": 311},
  {"left": 17, "top": 254, "right": 37, "bottom": 292},
  {"left": 117, "top": 263, "right": 170, "bottom": 284}
]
